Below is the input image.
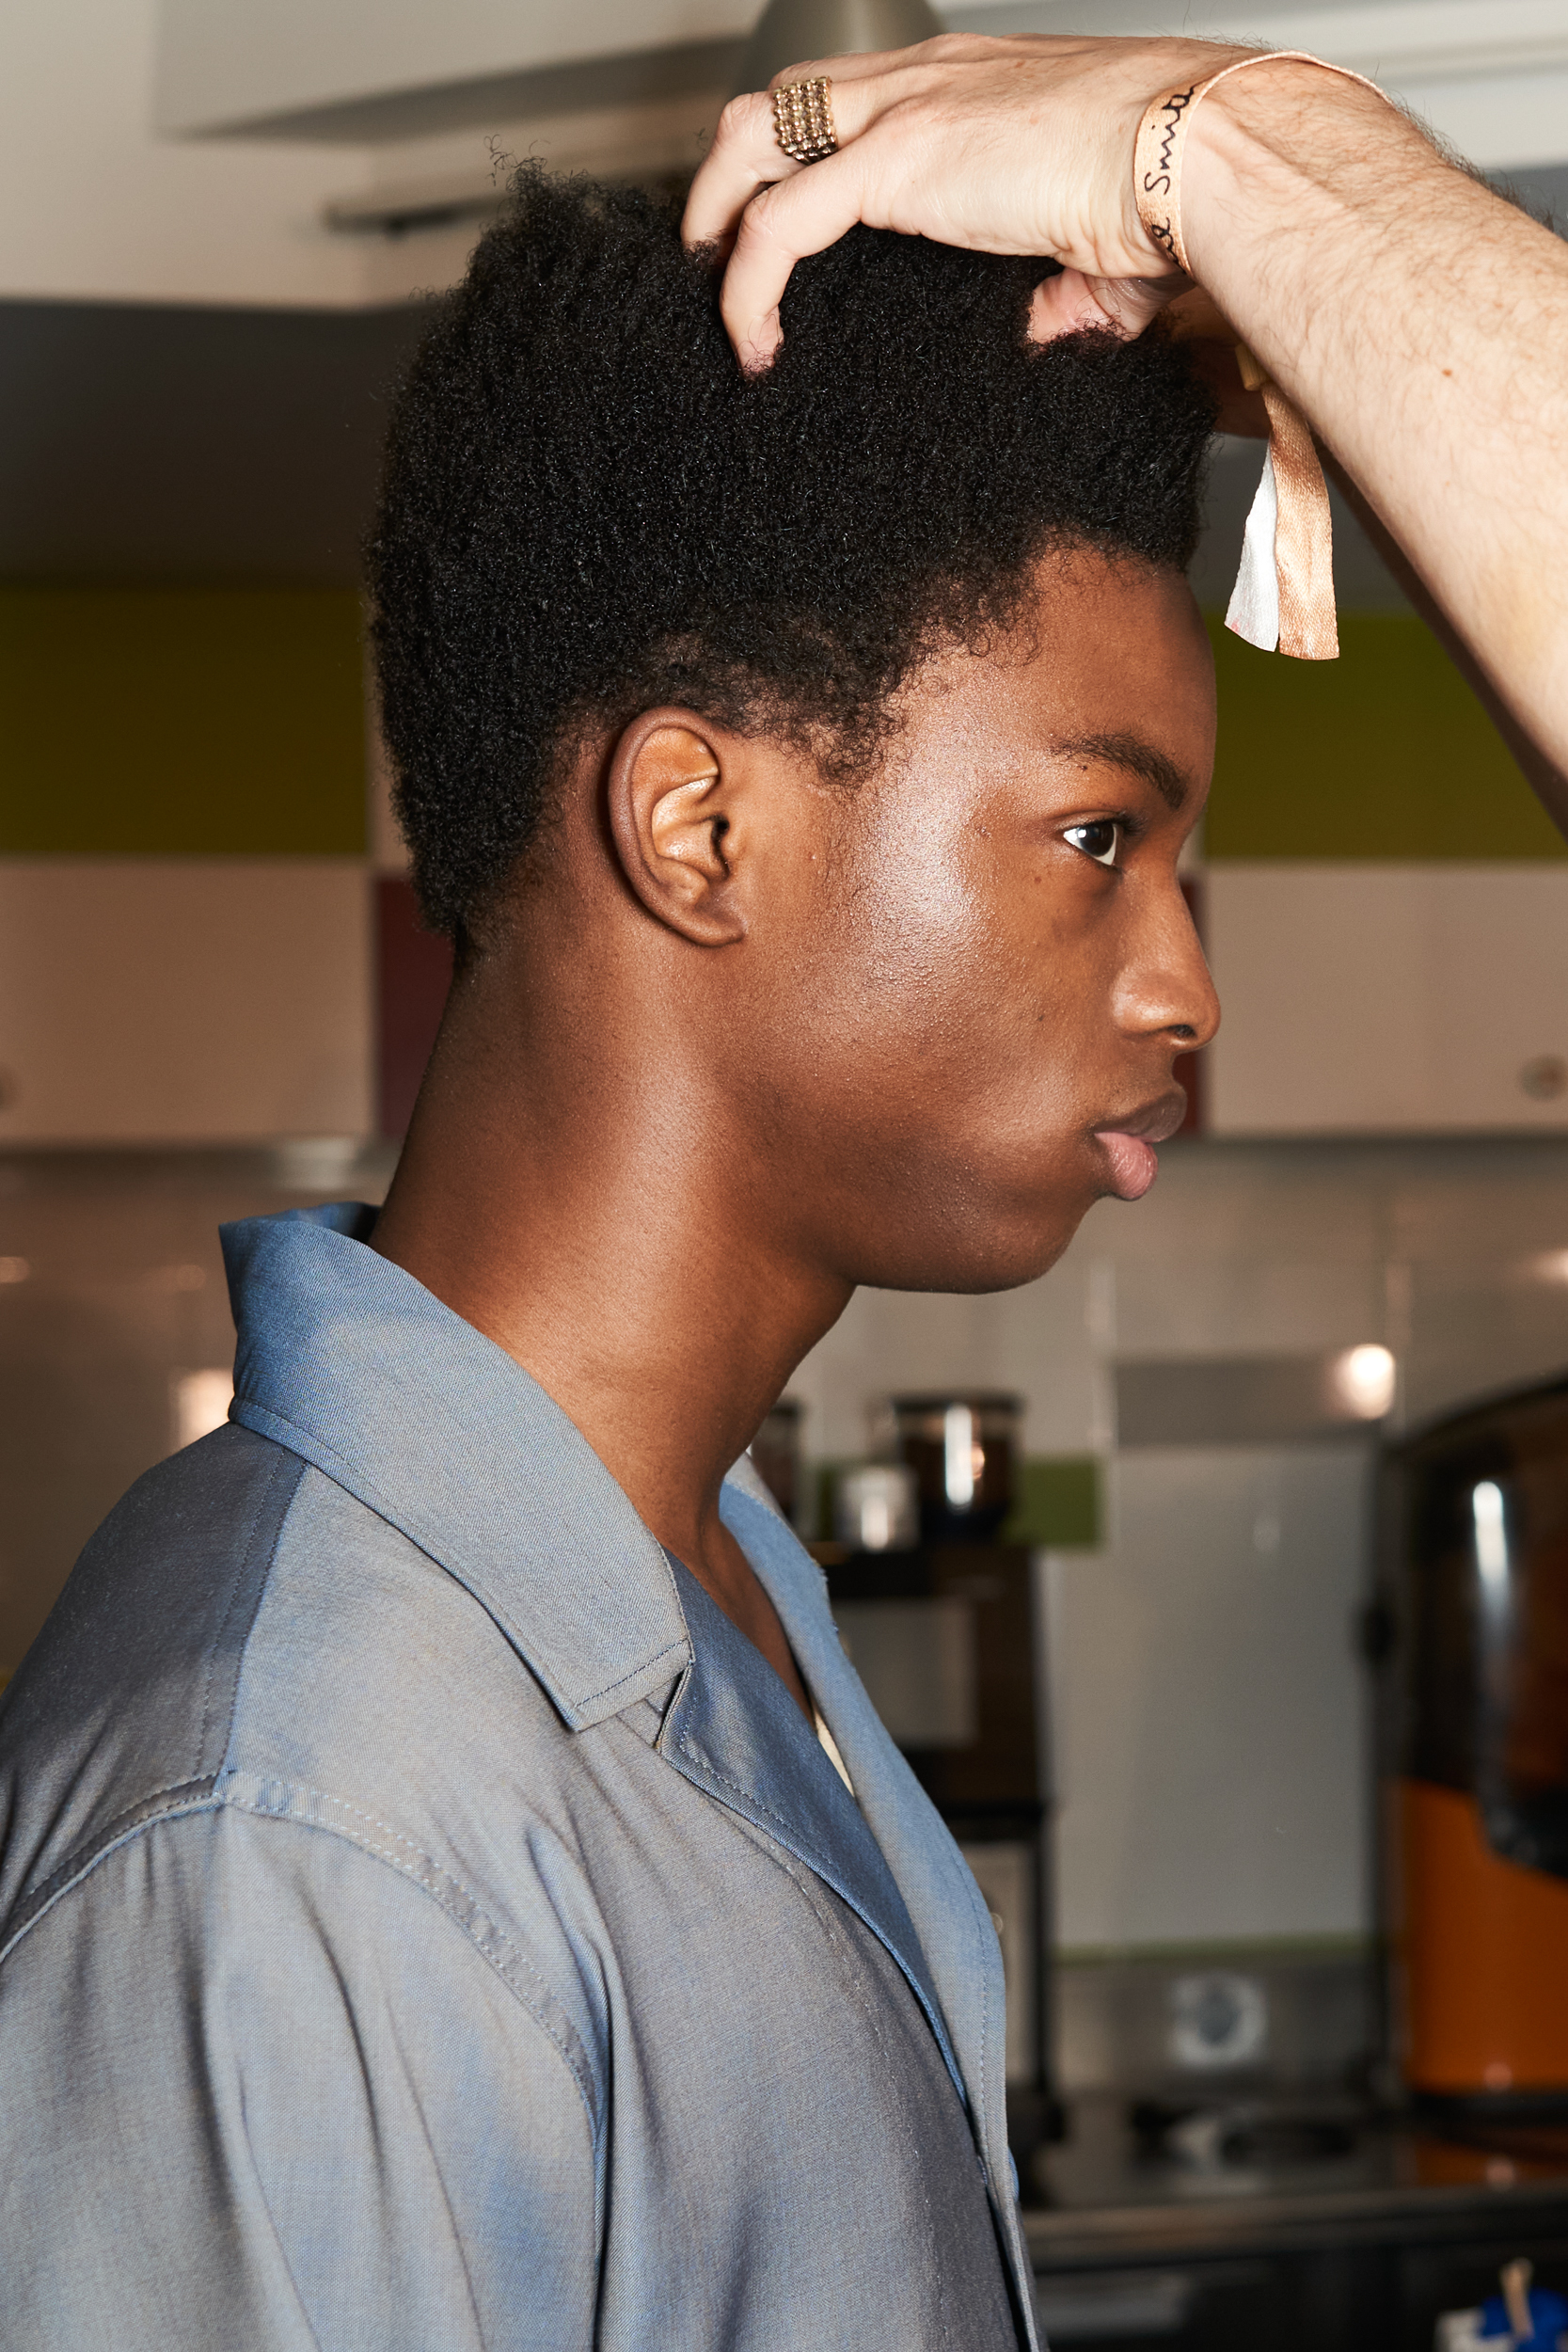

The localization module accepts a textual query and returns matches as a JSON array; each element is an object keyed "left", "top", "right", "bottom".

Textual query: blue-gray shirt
[{"left": 0, "top": 1203, "right": 1032, "bottom": 2350}]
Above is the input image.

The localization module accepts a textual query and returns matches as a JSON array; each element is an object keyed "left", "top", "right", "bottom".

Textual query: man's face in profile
[{"left": 611, "top": 548, "right": 1219, "bottom": 1302}]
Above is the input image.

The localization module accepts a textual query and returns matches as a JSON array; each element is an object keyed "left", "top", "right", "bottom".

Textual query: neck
[{"left": 371, "top": 948, "right": 849, "bottom": 1586}]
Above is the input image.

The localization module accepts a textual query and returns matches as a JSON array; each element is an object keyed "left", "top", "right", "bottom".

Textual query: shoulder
[
  {"left": 0, "top": 1426, "right": 575, "bottom": 1951},
  {"left": 0, "top": 1799, "right": 600, "bottom": 2352},
  {"left": 6, "top": 1794, "right": 601, "bottom": 2115},
  {"left": 0, "top": 1424, "right": 302, "bottom": 1924},
  {"left": 1, "top": 1431, "right": 612, "bottom": 2129}
]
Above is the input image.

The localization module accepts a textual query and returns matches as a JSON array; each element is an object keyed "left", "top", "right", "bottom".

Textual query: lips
[{"left": 1091, "top": 1091, "right": 1189, "bottom": 1202}]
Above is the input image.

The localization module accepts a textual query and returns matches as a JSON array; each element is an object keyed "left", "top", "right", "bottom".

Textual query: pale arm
[{"left": 1183, "top": 66, "right": 1568, "bottom": 822}]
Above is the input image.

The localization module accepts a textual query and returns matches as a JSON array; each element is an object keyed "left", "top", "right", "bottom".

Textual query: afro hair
[{"left": 368, "top": 167, "right": 1215, "bottom": 941}]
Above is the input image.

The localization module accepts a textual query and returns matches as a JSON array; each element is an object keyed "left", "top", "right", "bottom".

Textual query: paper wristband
[{"left": 1133, "top": 53, "right": 1386, "bottom": 661}]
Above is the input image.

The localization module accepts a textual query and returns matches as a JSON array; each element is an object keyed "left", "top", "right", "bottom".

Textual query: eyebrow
[{"left": 1051, "top": 731, "right": 1191, "bottom": 813}]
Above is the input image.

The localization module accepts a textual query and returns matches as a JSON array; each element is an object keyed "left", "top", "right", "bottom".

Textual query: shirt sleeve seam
[
  {"left": 1, "top": 1782, "right": 604, "bottom": 2167},
  {"left": 233, "top": 1787, "right": 602, "bottom": 2139},
  {"left": 0, "top": 1777, "right": 223, "bottom": 1957}
]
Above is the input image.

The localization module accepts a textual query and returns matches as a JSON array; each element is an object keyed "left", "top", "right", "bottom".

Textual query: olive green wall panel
[
  {"left": 1004, "top": 1455, "right": 1101, "bottom": 1549},
  {"left": 1205, "top": 611, "right": 1564, "bottom": 861},
  {"left": 0, "top": 586, "right": 366, "bottom": 855}
]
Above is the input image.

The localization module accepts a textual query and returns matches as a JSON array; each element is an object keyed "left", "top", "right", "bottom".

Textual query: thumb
[{"left": 1028, "top": 267, "right": 1187, "bottom": 345}]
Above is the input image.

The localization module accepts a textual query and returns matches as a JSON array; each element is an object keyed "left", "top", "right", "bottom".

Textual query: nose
[{"left": 1113, "top": 877, "right": 1221, "bottom": 1053}]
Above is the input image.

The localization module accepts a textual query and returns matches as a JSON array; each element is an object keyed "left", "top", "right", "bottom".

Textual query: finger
[
  {"left": 1083, "top": 273, "right": 1187, "bottom": 338},
  {"left": 683, "top": 90, "right": 800, "bottom": 258},
  {"left": 1028, "top": 271, "right": 1120, "bottom": 344},
  {"left": 717, "top": 138, "right": 896, "bottom": 370},
  {"left": 720, "top": 95, "right": 1076, "bottom": 370},
  {"left": 683, "top": 63, "right": 934, "bottom": 252},
  {"left": 1028, "top": 270, "right": 1183, "bottom": 347}
]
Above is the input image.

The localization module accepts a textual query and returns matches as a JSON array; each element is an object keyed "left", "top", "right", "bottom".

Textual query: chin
[{"left": 838, "top": 1195, "right": 1091, "bottom": 1298}]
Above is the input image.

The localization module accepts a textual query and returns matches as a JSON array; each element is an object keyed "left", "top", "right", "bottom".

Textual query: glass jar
[
  {"left": 834, "top": 1462, "right": 920, "bottom": 1553},
  {"left": 891, "top": 1392, "right": 1022, "bottom": 1543}
]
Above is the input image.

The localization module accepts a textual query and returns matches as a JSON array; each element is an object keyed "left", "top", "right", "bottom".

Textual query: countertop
[{"left": 1025, "top": 2095, "right": 1568, "bottom": 2271}]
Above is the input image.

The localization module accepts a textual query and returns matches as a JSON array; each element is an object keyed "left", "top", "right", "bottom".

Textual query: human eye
[{"left": 1062, "top": 818, "right": 1123, "bottom": 869}]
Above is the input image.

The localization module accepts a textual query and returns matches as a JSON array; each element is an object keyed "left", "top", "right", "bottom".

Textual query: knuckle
[
  {"left": 735, "top": 191, "right": 784, "bottom": 251},
  {"left": 881, "top": 90, "right": 935, "bottom": 133},
  {"left": 715, "top": 91, "right": 768, "bottom": 145}
]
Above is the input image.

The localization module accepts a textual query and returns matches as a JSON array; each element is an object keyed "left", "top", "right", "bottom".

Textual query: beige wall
[{"left": 0, "top": 862, "right": 372, "bottom": 1144}]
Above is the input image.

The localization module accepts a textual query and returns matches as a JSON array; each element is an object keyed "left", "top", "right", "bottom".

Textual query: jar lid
[{"left": 890, "top": 1391, "right": 1022, "bottom": 1415}]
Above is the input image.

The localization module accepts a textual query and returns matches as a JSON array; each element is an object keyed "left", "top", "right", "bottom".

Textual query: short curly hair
[{"left": 368, "top": 167, "right": 1215, "bottom": 942}]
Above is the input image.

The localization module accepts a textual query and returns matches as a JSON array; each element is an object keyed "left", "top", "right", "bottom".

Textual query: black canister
[{"left": 891, "top": 1392, "right": 1021, "bottom": 1543}]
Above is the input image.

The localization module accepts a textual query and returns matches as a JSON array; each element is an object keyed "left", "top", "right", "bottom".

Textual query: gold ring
[{"left": 771, "top": 77, "right": 838, "bottom": 165}]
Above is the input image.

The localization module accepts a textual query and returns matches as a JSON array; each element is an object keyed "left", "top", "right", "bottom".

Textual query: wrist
[
  {"left": 1117, "top": 41, "right": 1258, "bottom": 271},
  {"left": 1178, "top": 59, "right": 1409, "bottom": 288}
]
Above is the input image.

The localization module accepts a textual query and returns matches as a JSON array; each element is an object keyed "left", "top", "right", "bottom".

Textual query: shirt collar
[{"left": 222, "top": 1201, "right": 691, "bottom": 1731}]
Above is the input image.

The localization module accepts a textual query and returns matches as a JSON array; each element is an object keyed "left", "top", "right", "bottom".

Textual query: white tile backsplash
[
  {"left": 792, "top": 1258, "right": 1106, "bottom": 1463},
  {"left": 1046, "top": 1448, "right": 1373, "bottom": 1951},
  {"left": 1112, "top": 1256, "right": 1388, "bottom": 1362}
]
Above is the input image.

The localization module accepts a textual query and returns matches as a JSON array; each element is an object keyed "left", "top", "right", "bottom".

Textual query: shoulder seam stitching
[
  {"left": 0, "top": 1780, "right": 601, "bottom": 2147},
  {"left": 4, "top": 1436, "right": 302, "bottom": 1947},
  {"left": 0, "top": 1778, "right": 219, "bottom": 1958},
  {"left": 225, "top": 1781, "right": 599, "bottom": 2128}
]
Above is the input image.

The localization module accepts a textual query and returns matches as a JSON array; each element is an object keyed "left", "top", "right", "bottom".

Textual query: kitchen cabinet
[
  {"left": 0, "top": 859, "right": 372, "bottom": 1144},
  {"left": 0, "top": 586, "right": 367, "bottom": 858},
  {"left": 1204, "top": 617, "right": 1562, "bottom": 866},
  {"left": 1205, "top": 865, "right": 1568, "bottom": 1136}
]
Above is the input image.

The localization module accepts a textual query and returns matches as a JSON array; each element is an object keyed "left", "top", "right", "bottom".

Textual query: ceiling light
[{"left": 1326, "top": 1343, "right": 1397, "bottom": 1421}]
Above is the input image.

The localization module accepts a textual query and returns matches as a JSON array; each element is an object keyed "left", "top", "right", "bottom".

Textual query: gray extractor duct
[{"left": 735, "top": 0, "right": 944, "bottom": 96}]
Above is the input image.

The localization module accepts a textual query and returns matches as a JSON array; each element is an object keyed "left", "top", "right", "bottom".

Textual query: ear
[{"left": 607, "top": 707, "right": 747, "bottom": 947}]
